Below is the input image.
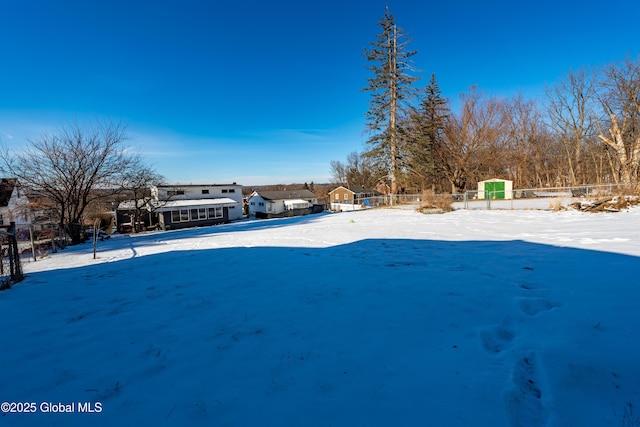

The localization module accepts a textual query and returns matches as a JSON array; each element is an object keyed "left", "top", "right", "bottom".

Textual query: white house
[
  {"left": 0, "top": 178, "right": 31, "bottom": 227},
  {"left": 118, "top": 183, "right": 243, "bottom": 231},
  {"left": 153, "top": 183, "right": 243, "bottom": 230},
  {"left": 151, "top": 183, "right": 243, "bottom": 220},
  {"left": 247, "top": 190, "right": 319, "bottom": 219}
]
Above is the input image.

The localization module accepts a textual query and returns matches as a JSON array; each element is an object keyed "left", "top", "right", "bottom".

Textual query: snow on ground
[{"left": 1, "top": 207, "right": 640, "bottom": 426}]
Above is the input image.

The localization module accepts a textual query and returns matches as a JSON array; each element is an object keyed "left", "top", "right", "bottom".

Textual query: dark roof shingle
[{"left": 255, "top": 190, "right": 316, "bottom": 201}]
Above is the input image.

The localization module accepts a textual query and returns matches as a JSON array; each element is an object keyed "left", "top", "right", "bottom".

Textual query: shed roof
[
  {"left": 478, "top": 178, "right": 512, "bottom": 183},
  {"left": 349, "top": 185, "right": 381, "bottom": 194},
  {"left": 253, "top": 190, "right": 316, "bottom": 201},
  {"left": 329, "top": 185, "right": 381, "bottom": 195}
]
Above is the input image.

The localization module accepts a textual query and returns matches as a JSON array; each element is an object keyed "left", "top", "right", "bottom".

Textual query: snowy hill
[{"left": 2, "top": 208, "right": 640, "bottom": 426}]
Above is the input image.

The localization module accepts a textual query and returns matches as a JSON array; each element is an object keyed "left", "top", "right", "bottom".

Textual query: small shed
[
  {"left": 478, "top": 178, "right": 513, "bottom": 200},
  {"left": 247, "top": 190, "right": 319, "bottom": 218}
]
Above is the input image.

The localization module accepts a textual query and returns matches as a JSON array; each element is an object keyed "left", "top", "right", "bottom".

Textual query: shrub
[
  {"left": 87, "top": 212, "right": 115, "bottom": 233},
  {"left": 417, "top": 190, "right": 454, "bottom": 213}
]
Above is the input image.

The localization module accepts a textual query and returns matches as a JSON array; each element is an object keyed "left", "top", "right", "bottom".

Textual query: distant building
[
  {"left": 328, "top": 185, "right": 383, "bottom": 211},
  {"left": 247, "top": 189, "right": 320, "bottom": 219},
  {"left": 117, "top": 183, "right": 243, "bottom": 232},
  {"left": 329, "top": 185, "right": 382, "bottom": 204},
  {"left": 0, "top": 178, "right": 31, "bottom": 227}
]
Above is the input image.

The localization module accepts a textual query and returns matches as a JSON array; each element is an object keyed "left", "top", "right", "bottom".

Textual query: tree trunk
[
  {"left": 389, "top": 23, "right": 398, "bottom": 204},
  {"left": 599, "top": 114, "right": 640, "bottom": 184}
]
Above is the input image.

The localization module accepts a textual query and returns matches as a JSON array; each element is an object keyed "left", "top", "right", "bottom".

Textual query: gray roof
[
  {"left": 348, "top": 185, "right": 381, "bottom": 195},
  {"left": 254, "top": 190, "right": 317, "bottom": 201},
  {"left": 332, "top": 185, "right": 381, "bottom": 195},
  {"left": 155, "top": 183, "right": 240, "bottom": 188}
]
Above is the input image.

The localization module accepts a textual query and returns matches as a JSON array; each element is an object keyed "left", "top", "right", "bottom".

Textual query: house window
[
  {"left": 344, "top": 194, "right": 348, "bottom": 200},
  {"left": 335, "top": 193, "right": 339, "bottom": 200},
  {"left": 222, "top": 189, "right": 228, "bottom": 193},
  {"left": 208, "top": 207, "right": 223, "bottom": 218},
  {"left": 222, "top": 189, "right": 236, "bottom": 193},
  {"left": 197, "top": 208, "right": 207, "bottom": 220},
  {"left": 202, "top": 189, "right": 209, "bottom": 194},
  {"left": 170, "top": 210, "right": 190, "bottom": 222}
]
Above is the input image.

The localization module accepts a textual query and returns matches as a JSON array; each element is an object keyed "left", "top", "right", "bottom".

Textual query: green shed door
[{"left": 485, "top": 181, "right": 505, "bottom": 199}]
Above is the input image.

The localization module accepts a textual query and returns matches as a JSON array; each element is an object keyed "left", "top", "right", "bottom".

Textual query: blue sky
[{"left": 1, "top": 0, "right": 638, "bottom": 185}]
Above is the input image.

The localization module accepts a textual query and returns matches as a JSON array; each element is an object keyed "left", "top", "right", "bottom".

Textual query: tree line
[{"left": 331, "top": 8, "right": 640, "bottom": 195}]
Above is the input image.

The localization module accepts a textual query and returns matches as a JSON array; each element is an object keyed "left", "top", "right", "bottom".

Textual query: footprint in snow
[
  {"left": 519, "top": 298, "right": 559, "bottom": 316},
  {"left": 505, "top": 352, "right": 549, "bottom": 426},
  {"left": 480, "top": 324, "right": 516, "bottom": 354}
]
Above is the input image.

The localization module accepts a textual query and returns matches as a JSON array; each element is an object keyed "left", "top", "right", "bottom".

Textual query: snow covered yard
[{"left": 1, "top": 207, "right": 640, "bottom": 426}]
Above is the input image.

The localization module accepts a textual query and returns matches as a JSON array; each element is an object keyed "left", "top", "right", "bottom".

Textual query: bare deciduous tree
[
  {"left": 596, "top": 57, "right": 640, "bottom": 184},
  {"left": 546, "top": 68, "right": 597, "bottom": 185},
  {"left": 1, "top": 121, "right": 135, "bottom": 243},
  {"left": 119, "top": 160, "right": 165, "bottom": 233},
  {"left": 504, "top": 95, "right": 553, "bottom": 188},
  {"left": 330, "top": 152, "right": 383, "bottom": 189},
  {"left": 436, "top": 88, "right": 506, "bottom": 193},
  {"left": 329, "top": 160, "right": 348, "bottom": 185}
]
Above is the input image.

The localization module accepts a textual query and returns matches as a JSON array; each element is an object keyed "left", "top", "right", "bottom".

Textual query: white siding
[
  {"left": 152, "top": 184, "right": 243, "bottom": 220},
  {"left": 248, "top": 195, "right": 268, "bottom": 216}
]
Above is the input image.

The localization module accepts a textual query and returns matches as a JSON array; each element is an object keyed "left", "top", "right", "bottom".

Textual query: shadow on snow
[{"left": 5, "top": 238, "right": 640, "bottom": 427}]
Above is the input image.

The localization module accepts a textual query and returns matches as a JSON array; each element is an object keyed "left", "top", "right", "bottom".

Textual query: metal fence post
[{"left": 5, "top": 222, "right": 23, "bottom": 284}]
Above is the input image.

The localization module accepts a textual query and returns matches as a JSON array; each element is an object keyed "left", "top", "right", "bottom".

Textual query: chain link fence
[
  {"left": 20, "top": 223, "right": 67, "bottom": 262},
  {"left": 453, "top": 183, "right": 638, "bottom": 210},
  {"left": 329, "top": 183, "right": 639, "bottom": 212}
]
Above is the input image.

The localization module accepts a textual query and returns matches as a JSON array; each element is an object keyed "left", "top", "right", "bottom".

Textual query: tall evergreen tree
[
  {"left": 362, "top": 7, "right": 419, "bottom": 199},
  {"left": 406, "top": 73, "right": 450, "bottom": 190}
]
